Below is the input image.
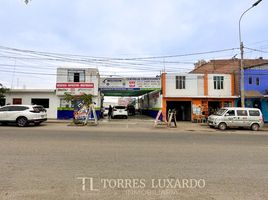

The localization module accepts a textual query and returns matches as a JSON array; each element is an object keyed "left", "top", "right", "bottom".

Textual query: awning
[{"left": 244, "top": 90, "right": 264, "bottom": 98}]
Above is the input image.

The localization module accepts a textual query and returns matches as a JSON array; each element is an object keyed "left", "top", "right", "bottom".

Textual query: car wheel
[
  {"left": 251, "top": 123, "right": 259, "bottom": 131},
  {"left": 218, "top": 122, "right": 227, "bottom": 130},
  {"left": 16, "top": 117, "right": 28, "bottom": 127}
]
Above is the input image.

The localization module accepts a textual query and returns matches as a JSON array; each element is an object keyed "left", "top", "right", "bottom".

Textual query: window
[
  {"left": 31, "top": 98, "right": 49, "bottom": 108},
  {"left": 224, "top": 101, "right": 232, "bottom": 107},
  {"left": 256, "top": 77, "right": 260, "bottom": 86},
  {"left": 60, "top": 98, "right": 73, "bottom": 108},
  {"left": 67, "top": 70, "right": 85, "bottom": 82},
  {"left": 213, "top": 76, "right": 224, "bottom": 90},
  {"left": 13, "top": 98, "right": 22, "bottom": 105},
  {"left": 0, "top": 106, "right": 10, "bottom": 111},
  {"left": 237, "top": 110, "right": 248, "bottom": 116},
  {"left": 249, "top": 110, "right": 260, "bottom": 116},
  {"left": 9, "top": 106, "right": 29, "bottom": 111},
  {"left": 175, "top": 76, "right": 186, "bottom": 89},
  {"left": 226, "top": 110, "right": 235, "bottom": 116},
  {"left": 248, "top": 76, "right": 252, "bottom": 84}
]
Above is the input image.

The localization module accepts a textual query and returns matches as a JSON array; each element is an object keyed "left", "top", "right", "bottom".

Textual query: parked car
[
  {"left": 208, "top": 107, "right": 264, "bottom": 131},
  {"left": 112, "top": 106, "right": 128, "bottom": 119},
  {"left": 0, "top": 105, "right": 47, "bottom": 127}
]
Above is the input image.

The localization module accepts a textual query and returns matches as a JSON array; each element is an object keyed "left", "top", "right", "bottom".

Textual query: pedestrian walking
[{"left": 108, "top": 105, "right": 113, "bottom": 120}]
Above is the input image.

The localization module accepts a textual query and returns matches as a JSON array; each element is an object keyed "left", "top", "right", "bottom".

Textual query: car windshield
[{"left": 215, "top": 109, "right": 227, "bottom": 116}]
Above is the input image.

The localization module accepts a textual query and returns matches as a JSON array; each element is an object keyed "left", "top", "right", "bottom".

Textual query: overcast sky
[{"left": 0, "top": 0, "right": 267, "bottom": 89}]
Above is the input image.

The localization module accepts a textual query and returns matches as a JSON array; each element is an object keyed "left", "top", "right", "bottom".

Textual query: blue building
[{"left": 241, "top": 64, "right": 268, "bottom": 122}]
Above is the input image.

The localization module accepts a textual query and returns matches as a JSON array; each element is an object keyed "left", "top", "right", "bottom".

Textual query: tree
[
  {"left": 63, "top": 93, "right": 94, "bottom": 125},
  {"left": 0, "top": 84, "right": 9, "bottom": 105}
]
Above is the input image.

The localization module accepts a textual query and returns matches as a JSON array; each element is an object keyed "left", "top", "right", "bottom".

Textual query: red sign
[{"left": 56, "top": 83, "right": 94, "bottom": 88}]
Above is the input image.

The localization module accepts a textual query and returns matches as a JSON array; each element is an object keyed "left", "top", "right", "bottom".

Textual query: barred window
[
  {"left": 175, "top": 76, "right": 186, "bottom": 89},
  {"left": 213, "top": 76, "right": 224, "bottom": 90},
  {"left": 67, "top": 69, "right": 85, "bottom": 82}
]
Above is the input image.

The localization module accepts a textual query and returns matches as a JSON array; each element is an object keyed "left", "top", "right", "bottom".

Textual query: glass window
[
  {"left": 226, "top": 110, "right": 235, "bottom": 116},
  {"left": 9, "top": 106, "right": 29, "bottom": 111},
  {"left": 60, "top": 98, "right": 73, "bottom": 108},
  {"left": 248, "top": 77, "right": 252, "bottom": 84},
  {"left": 31, "top": 98, "right": 49, "bottom": 108},
  {"left": 0, "top": 106, "right": 10, "bottom": 111},
  {"left": 237, "top": 110, "right": 248, "bottom": 116},
  {"left": 249, "top": 110, "right": 260, "bottom": 116},
  {"left": 256, "top": 77, "right": 260, "bottom": 86},
  {"left": 175, "top": 76, "right": 186, "bottom": 89},
  {"left": 67, "top": 70, "right": 85, "bottom": 82},
  {"left": 215, "top": 108, "right": 227, "bottom": 116},
  {"left": 213, "top": 76, "right": 224, "bottom": 90}
]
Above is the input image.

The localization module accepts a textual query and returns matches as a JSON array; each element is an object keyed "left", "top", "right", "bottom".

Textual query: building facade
[
  {"left": 241, "top": 64, "right": 268, "bottom": 122},
  {"left": 161, "top": 73, "right": 237, "bottom": 122},
  {"left": 5, "top": 89, "right": 58, "bottom": 119},
  {"left": 56, "top": 68, "right": 101, "bottom": 119}
]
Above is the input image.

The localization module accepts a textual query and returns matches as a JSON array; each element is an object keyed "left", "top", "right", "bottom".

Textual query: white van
[{"left": 208, "top": 107, "right": 264, "bottom": 131}]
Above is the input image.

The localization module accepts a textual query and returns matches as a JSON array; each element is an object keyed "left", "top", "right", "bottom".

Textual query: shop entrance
[
  {"left": 208, "top": 101, "right": 221, "bottom": 115},
  {"left": 166, "top": 101, "right": 192, "bottom": 121}
]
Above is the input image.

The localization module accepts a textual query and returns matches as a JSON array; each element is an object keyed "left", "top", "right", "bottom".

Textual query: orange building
[{"left": 161, "top": 72, "right": 237, "bottom": 122}]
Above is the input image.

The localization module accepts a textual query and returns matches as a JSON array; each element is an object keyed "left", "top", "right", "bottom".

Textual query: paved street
[{"left": 0, "top": 122, "right": 268, "bottom": 200}]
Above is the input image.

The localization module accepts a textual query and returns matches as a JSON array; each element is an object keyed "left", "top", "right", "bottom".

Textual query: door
[
  {"left": 224, "top": 109, "right": 236, "bottom": 127},
  {"left": 235, "top": 109, "right": 249, "bottom": 127},
  {"left": 0, "top": 106, "right": 10, "bottom": 121}
]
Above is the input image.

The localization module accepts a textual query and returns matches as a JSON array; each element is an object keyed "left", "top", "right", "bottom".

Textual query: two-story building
[
  {"left": 161, "top": 73, "right": 237, "bottom": 122},
  {"left": 56, "top": 67, "right": 101, "bottom": 119},
  {"left": 243, "top": 63, "right": 268, "bottom": 122}
]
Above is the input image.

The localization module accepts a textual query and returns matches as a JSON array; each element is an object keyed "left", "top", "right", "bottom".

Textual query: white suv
[
  {"left": 112, "top": 106, "right": 128, "bottom": 119},
  {"left": 0, "top": 105, "right": 47, "bottom": 127}
]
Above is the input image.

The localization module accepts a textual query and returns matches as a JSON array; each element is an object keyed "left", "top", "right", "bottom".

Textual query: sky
[{"left": 0, "top": 0, "right": 268, "bottom": 89}]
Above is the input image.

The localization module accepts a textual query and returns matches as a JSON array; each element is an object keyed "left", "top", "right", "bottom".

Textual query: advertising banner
[
  {"left": 56, "top": 82, "right": 95, "bottom": 96},
  {"left": 100, "top": 77, "right": 161, "bottom": 90}
]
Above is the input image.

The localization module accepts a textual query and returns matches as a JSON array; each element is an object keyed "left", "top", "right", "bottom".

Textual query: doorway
[{"left": 166, "top": 101, "right": 192, "bottom": 121}]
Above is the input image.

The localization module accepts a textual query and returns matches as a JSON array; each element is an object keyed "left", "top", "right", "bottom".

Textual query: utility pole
[{"left": 239, "top": 0, "right": 262, "bottom": 107}]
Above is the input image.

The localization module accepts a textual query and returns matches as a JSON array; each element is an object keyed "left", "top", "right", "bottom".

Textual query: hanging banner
[{"left": 100, "top": 77, "right": 161, "bottom": 90}]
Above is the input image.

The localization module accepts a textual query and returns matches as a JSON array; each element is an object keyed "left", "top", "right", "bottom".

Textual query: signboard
[
  {"left": 100, "top": 77, "right": 161, "bottom": 90},
  {"left": 56, "top": 82, "right": 95, "bottom": 96}
]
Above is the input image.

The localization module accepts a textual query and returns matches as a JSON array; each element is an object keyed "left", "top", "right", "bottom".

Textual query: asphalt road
[{"left": 0, "top": 124, "right": 267, "bottom": 200}]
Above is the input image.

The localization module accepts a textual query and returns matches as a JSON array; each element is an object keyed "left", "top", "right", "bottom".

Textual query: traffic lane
[
  {"left": 0, "top": 124, "right": 268, "bottom": 146},
  {"left": 0, "top": 129, "right": 267, "bottom": 199}
]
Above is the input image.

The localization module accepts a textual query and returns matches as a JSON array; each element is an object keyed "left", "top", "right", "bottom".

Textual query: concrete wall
[
  {"left": 56, "top": 68, "right": 99, "bottom": 96},
  {"left": 244, "top": 68, "right": 268, "bottom": 94},
  {"left": 5, "top": 90, "right": 58, "bottom": 119}
]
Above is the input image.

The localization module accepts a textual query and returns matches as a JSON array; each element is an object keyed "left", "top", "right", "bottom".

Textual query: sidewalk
[{"left": 46, "top": 118, "right": 268, "bottom": 133}]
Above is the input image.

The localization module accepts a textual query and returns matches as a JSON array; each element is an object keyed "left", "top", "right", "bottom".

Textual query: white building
[
  {"left": 4, "top": 67, "right": 102, "bottom": 119},
  {"left": 5, "top": 89, "right": 58, "bottom": 119}
]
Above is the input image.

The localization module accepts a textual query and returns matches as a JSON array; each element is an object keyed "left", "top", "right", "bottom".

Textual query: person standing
[
  {"left": 171, "top": 109, "right": 177, "bottom": 127},
  {"left": 108, "top": 105, "right": 113, "bottom": 120}
]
